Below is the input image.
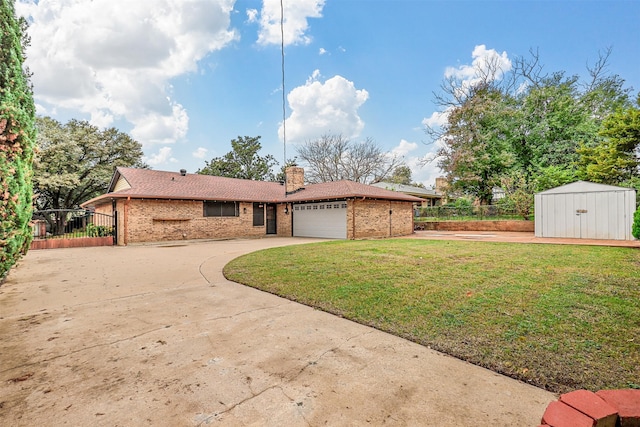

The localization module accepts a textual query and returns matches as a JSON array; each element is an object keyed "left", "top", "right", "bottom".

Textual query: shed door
[
  {"left": 293, "top": 201, "right": 347, "bottom": 239},
  {"left": 538, "top": 191, "right": 629, "bottom": 240}
]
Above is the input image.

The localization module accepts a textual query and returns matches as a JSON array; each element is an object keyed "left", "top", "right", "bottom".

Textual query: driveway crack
[
  {"left": 202, "top": 302, "right": 292, "bottom": 323},
  {"left": 0, "top": 324, "right": 172, "bottom": 374}
]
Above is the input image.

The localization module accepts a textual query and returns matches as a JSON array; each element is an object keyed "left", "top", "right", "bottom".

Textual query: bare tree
[{"left": 296, "top": 134, "right": 403, "bottom": 184}]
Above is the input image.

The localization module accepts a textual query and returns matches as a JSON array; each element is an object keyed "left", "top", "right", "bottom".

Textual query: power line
[{"left": 280, "top": 0, "right": 287, "bottom": 164}]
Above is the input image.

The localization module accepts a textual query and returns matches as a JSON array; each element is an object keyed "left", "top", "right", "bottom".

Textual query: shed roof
[
  {"left": 82, "top": 167, "right": 423, "bottom": 207},
  {"left": 537, "top": 181, "right": 637, "bottom": 195}
]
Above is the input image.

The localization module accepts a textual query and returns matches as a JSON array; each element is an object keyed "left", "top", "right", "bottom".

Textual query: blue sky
[{"left": 17, "top": 0, "right": 640, "bottom": 187}]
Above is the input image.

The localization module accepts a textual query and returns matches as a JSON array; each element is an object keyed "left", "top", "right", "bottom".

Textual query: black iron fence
[
  {"left": 416, "top": 205, "right": 529, "bottom": 221},
  {"left": 32, "top": 209, "right": 116, "bottom": 241}
]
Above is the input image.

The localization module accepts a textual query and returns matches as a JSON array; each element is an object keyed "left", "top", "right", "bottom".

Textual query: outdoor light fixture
[{"left": 284, "top": 205, "right": 289, "bottom": 215}]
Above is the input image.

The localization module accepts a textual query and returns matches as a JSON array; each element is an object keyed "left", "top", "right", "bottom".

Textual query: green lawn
[{"left": 224, "top": 239, "right": 640, "bottom": 393}]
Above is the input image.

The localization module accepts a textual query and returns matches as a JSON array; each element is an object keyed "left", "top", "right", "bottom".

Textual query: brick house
[{"left": 81, "top": 166, "right": 422, "bottom": 245}]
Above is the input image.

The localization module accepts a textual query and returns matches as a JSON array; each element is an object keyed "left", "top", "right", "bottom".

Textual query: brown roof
[
  {"left": 82, "top": 167, "right": 423, "bottom": 207},
  {"left": 281, "top": 180, "right": 423, "bottom": 202}
]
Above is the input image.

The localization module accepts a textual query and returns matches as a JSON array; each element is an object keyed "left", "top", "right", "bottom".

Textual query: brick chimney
[
  {"left": 435, "top": 177, "right": 448, "bottom": 193},
  {"left": 285, "top": 166, "right": 305, "bottom": 194}
]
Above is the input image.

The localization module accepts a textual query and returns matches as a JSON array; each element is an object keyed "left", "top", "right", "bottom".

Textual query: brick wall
[
  {"left": 349, "top": 199, "right": 414, "bottom": 239},
  {"left": 104, "top": 198, "right": 414, "bottom": 244},
  {"left": 121, "top": 199, "right": 271, "bottom": 244},
  {"left": 276, "top": 203, "right": 293, "bottom": 237}
]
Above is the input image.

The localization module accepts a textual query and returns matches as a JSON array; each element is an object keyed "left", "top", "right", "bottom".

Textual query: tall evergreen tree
[{"left": 0, "top": 0, "right": 37, "bottom": 281}]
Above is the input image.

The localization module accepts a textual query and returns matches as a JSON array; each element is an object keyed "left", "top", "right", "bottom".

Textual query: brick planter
[
  {"left": 419, "top": 220, "right": 535, "bottom": 232},
  {"left": 540, "top": 389, "right": 640, "bottom": 427}
]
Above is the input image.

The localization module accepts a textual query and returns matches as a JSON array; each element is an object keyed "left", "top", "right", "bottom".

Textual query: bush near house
[
  {"left": 0, "top": 1, "right": 37, "bottom": 282},
  {"left": 633, "top": 206, "right": 640, "bottom": 240}
]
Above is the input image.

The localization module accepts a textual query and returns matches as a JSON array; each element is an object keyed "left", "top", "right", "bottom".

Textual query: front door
[{"left": 266, "top": 204, "right": 277, "bottom": 234}]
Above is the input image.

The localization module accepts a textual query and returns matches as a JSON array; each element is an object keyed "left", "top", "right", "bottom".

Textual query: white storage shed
[{"left": 534, "top": 181, "right": 636, "bottom": 240}]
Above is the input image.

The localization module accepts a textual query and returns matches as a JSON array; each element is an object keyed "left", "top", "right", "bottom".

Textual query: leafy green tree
[
  {"left": 512, "top": 74, "right": 598, "bottom": 172},
  {"left": 428, "top": 49, "right": 633, "bottom": 203},
  {"left": 501, "top": 172, "right": 535, "bottom": 220},
  {"left": 388, "top": 165, "right": 412, "bottom": 185},
  {"left": 437, "top": 85, "right": 515, "bottom": 204},
  {"left": 198, "top": 136, "right": 277, "bottom": 181},
  {"left": 532, "top": 165, "right": 577, "bottom": 192},
  {"left": 1, "top": 0, "right": 36, "bottom": 281},
  {"left": 577, "top": 96, "right": 640, "bottom": 184},
  {"left": 33, "top": 117, "right": 146, "bottom": 210}
]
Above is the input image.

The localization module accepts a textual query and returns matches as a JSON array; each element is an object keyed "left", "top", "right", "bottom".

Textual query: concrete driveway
[{"left": 0, "top": 238, "right": 554, "bottom": 426}]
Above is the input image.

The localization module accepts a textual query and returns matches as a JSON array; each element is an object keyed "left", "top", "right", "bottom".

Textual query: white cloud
[
  {"left": 391, "top": 139, "right": 418, "bottom": 157},
  {"left": 388, "top": 139, "right": 441, "bottom": 188},
  {"left": 445, "top": 44, "right": 511, "bottom": 81},
  {"left": 18, "top": 0, "right": 238, "bottom": 148},
  {"left": 254, "top": 0, "right": 325, "bottom": 46},
  {"left": 280, "top": 71, "right": 369, "bottom": 143},
  {"left": 444, "top": 44, "right": 512, "bottom": 100},
  {"left": 192, "top": 147, "right": 209, "bottom": 159},
  {"left": 421, "top": 45, "right": 512, "bottom": 134},
  {"left": 145, "top": 147, "right": 178, "bottom": 166},
  {"left": 410, "top": 154, "right": 443, "bottom": 189},
  {"left": 306, "top": 69, "right": 322, "bottom": 84},
  {"left": 422, "top": 108, "right": 452, "bottom": 129},
  {"left": 246, "top": 8, "right": 258, "bottom": 23},
  {"left": 34, "top": 103, "right": 52, "bottom": 116},
  {"left": 319, "top": 47, "right": 328, "bottom": 55},
  {"left": 130, "top": 104, "right": 190, "bottom": 145}
]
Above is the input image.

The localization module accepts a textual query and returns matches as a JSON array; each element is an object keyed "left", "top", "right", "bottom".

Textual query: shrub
[
  {"left": 1, "top": 2, "right": 37, "bottom": 282},
  {"left": 633, "top": 206, "right": 640, "bottom": 240},
  {"left": 86, "top": 224, "right": 113, "bottom": 237}
]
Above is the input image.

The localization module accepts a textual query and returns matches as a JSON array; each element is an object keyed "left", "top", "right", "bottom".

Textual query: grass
[{"left": 224, "top": 239, "right": 640, "bottom": 393}]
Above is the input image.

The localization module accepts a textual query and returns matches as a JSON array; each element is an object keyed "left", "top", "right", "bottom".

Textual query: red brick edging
[
  {"left": 539, "top": 389, "right": 640, "bottom": 427},
  {"left": 30, "top": 236, "right": 114, "bottom": 250}
]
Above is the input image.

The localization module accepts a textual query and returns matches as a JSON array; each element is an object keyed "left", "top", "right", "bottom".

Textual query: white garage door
[{"left": 293, "top": 201, "right": 347, "bottom": 239}]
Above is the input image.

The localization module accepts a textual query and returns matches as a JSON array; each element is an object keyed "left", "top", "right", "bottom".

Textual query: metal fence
[
  {"left": 415, "top": 205, "right": 529, "bottom": 221},
  {"left": 32, "top": 209, "right": 116, "bottom": 240}
]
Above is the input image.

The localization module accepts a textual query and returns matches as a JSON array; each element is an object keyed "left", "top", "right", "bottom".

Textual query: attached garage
[
  {"left": 84, "top": 166, "right": 422, "bottom": 244},
  {"left": 292, "top": 201, "right": 347, "bottom": 239},
  {"left": 535, "top": 181, "right": 637, "bottom": 240}
]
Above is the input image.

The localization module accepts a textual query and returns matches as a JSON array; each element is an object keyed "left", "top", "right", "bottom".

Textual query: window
[
  {"left": 313, "top": 205, "right": 318, "bottom": 210},
  {"left": 253, "top": 203, "right": 264, "bottom": 226},
  {"left": 204, "top": 201, "right": 238, "bottom": 217}
]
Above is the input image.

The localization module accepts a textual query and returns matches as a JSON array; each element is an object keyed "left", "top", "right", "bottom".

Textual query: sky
[{"left": 15, "top": 0, "right": 640, "bottom": 187}]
